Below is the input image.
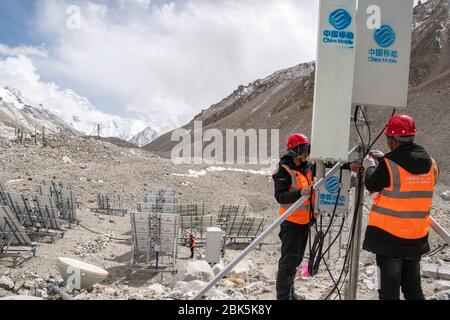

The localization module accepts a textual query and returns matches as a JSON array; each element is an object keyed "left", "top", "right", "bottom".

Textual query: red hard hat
[
  {"left": 286, "top": 133, "right": 310, "bottom": 151},
  {"left": 385, "top": 115, "right": 417, "bottom": 137}
]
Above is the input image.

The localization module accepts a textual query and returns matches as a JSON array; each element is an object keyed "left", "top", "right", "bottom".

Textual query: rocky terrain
[{"left": 0, "top": 136, "right": 449, "bottom": 300}]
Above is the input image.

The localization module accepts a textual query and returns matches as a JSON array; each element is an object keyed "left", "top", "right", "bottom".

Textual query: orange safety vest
[
  {"left": 278, "top": 164, "right": 316, "bottom": 225},
  {"left": 368, "top": 158, "right": 440, "bottom": 240},
  {"left": 189, "top": 237, "right": 196, "bottom": 248}
]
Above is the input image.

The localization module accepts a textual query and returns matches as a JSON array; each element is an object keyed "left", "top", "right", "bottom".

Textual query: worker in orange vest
[
  {"left": 362, "top": 115, "right": 440, "bottom": 300},
  {"left": 273, "top": 133, "right": 315, "bottom": 300},
  {"left": 188, "top": 232, "right": 196, "bottom": 259}
]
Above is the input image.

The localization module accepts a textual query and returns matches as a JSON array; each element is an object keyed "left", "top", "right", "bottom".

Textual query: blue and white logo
[
  {"left": 374, "top": 25, "right": 396, "bottom": 48},
  {"left": 329, "top": 9, "right": 352, "bottom": 30},
  {"left": 322, "top": 8, "right": 354, "bottom": 46},
  {"left": 325, "top": 176, "right": 341, "bottom": 195}
]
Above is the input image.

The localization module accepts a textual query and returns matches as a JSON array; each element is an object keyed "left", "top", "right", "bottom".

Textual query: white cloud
[
  {"left": 31, "top": 0, "right": 317, "bottom": 127},
  {"left": 118, "top": 0, "right": 152, "bottom": 10},
  {"left": 0, "top": 44, "right": 48, "bottom": 58},
  {"left": 0, "top": 55, "right": 149, "bottom": 139}
]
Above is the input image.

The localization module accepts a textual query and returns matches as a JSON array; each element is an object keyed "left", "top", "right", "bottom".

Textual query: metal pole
[
  {"left": 347, "top": 106, "right": 368, "bottom": 300},
  {"left": 430, "top": 217, "right": 450, "bottom": 245},
  {"left": 346, "top": 166, "right": 364, "bottom": 300},
  {"left": 193, "top": 147, "right": 357, "bottom": 300}
]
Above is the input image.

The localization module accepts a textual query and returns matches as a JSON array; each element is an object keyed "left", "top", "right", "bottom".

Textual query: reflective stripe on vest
[
  {"left": 368, "top": 158, "right": 437, "bottom": 239},
  {"left": 278, "top": 164, "right": 314, "bottom": 225}
]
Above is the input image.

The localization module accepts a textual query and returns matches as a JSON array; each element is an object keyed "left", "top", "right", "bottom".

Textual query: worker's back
[{"left": 364, "top": 142, "right": 439, "bottom": 258}]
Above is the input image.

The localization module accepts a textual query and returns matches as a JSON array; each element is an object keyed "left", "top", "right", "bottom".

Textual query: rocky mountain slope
[
  {"left": 146, "top": 0, "right": 450, "bottom": 185},
  {"left": 0, "top": 87, "right": 79, "bottom": 139},
  {"left": 0, "top": 86, "right": 161, "bottom": 142},
  {"left": 129, "top": 127, "right": 159, "bottom": 147}
]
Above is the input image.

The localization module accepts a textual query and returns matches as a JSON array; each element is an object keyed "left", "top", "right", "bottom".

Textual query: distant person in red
[{"left": 187, "top": 232, "right": 196, "bottom": 259}]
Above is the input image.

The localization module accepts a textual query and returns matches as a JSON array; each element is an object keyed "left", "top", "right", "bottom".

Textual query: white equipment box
[
  {"left": 353, "top": 0, "right": 414, "bottom": 108},
  {"left": 206, "top": 227, "right": 223, "bottom": 265},
  {"left": 310, "top": 0, "right": 357, "bottom": 162}
]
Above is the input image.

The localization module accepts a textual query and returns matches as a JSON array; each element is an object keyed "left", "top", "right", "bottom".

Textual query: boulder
[
  {"left": 0, "top": 288, "right": 14, "bottom": 298},
  {"left": 23, "top": 280, "right": 37, "bottom": 290},
  {"left": 435, "top": 289, "right": 450, "bottom": 300},
  {"left": 147, "top": 283, "right": 168, "bottom": 297},
  {"left": 173, "top": 280, "right": 207, "bottom": 294},
  {"left": 228, "top": 260, "right": 253, "bottom": 281},
  {"left": 438, "top": 264, "right": 450, "bottom": 280},
  {"left": 212, "top": 263, "right": 225, "bottom": 276},
  {"left": 440, "top": 190, "right": 450, "bottom": 201},
  {"left": 422, "top": 263, "right": 450, "bottom": 280},
  {"left": 62, "top": 156, "right": 72, "bottom": 164},
  {"left": 172, "top": 260, "right": 214, "bottom": 286},
  {"left": 435, "top": 280, "right": 450, "bottom": 292},
  {"left": 0, "top": 276, "right": 14, "bottom": 291},
  {"left": 422, "top": 264, "right": 439, "bottom": 279}
]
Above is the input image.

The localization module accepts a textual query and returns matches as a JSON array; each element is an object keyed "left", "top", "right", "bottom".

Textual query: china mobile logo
[
  {"left": 329, "top": 9, "right": 352, "bottom": 30},
  {"left": 374, "top": 25, "right": 396, "bottom": 48},
  {"left": 325, "top": 176, "right": 341, "bottom": 194}
]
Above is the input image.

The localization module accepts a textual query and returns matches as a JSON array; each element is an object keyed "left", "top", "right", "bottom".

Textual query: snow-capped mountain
[
  {"left": 36, "top": 89, "right": 146, "bottom": 141},
  {"left": 129, "top": 127, "right": 159, "bottom": 147},
  {"left": 0, "top": 86, "right": 158, "bottom": 141},
  {"left": 145, "top": 61, "right": 316, "bottom": 157},
  {"left": 0, "top": 87, "right": 78, "bottom": 139}
]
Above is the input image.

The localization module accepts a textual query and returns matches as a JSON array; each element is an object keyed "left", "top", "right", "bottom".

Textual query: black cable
[
  {"left": 425, "top": 244, "right": 448, "bottom": 257},
  {"left": 360, "top": 107, "right": 372, "bottom": 153},
  {"left": 321, "top": 209, "right": 347, "bottom": 259},
  {"left": 308, "top": 230, "right": 325, "bottom": 276},
  {"left": 324, "top": 169, "right": 363, "bottom": 300},
  {"left": 322, "top": 168, "right": 344, "bottom": 238},
  {"left": 308, "top": 167, "right": 343, "bottom": 277},
  {"left": 366, "top": 109, "right": 397, "bottom": 156},
  {"left": 322, "top": 108, "right": 397, "bottom": 299},
  {"left": 78, "top": 223, "right": 131, "bottom": 241},
  {"left": 322, "top": 257, "right": 342, "bottom": 300},
  {"left": 354, "top": 106, "right": 367, "bottom": 156}
]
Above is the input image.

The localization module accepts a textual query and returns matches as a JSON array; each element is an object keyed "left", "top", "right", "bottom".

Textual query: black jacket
[
  {"left": 273, "top": 155, "right": 315, "bottom": 205},
  {"left": 363, "top": 143, "right": 435, "bottom": 258}
]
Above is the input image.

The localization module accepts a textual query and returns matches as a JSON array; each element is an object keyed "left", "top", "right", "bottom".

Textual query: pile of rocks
[
  {"left": 422, "top": 261, "right": 450, "bottom": 300},
  {"left": 161, "top": 259, "right": 272, "bottom": 300},
  {"left": 75, "top": 234, "right": 113, "bottom": 257},
  {"left": 0, "top": 272, "right": 64, "bottom": 299}
]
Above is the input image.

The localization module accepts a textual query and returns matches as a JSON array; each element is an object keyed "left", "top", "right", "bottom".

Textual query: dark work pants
[
  {"left": 376, "top": 255, "right": 425, "bottom": 300},
  {"left": 276, "top": 220, "right": 310, "bottom": 300}
]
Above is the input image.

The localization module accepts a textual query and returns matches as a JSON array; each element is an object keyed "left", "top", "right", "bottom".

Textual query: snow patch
[{"left": 172, "top": 166, "right": 271, "bottom": 178}]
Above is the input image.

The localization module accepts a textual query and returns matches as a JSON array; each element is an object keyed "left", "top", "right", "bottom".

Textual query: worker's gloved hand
[
  {"left": 369, "top": 150, "right": 385, "bottom": 159},
  {"left": 363, "top": 155, "right": 378, "bottom": 170},
  {"left": 300, "top": 186, "right": 312, "bottom": 196},
  {"left": 349, "top": 162, "right": 363, "bottom": 173}
]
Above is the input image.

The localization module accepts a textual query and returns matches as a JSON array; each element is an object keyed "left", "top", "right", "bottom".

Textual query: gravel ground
[{"left": 0, "top": 136, "right": 448, "bottom": 300}]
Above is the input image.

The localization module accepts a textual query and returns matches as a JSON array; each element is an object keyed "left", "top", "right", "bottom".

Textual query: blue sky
[{"left": 0, "top": 1, "right": 39, "bottom": 47}]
